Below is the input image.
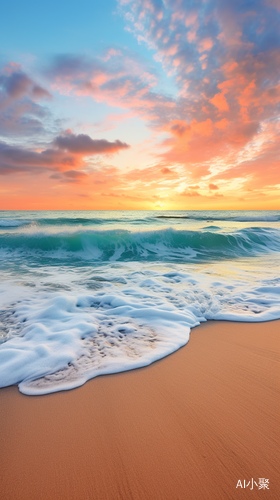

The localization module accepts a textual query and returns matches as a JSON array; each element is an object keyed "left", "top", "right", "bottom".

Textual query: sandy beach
[{"left": 0, "top": 320, "right": 279, "bottom": 500}]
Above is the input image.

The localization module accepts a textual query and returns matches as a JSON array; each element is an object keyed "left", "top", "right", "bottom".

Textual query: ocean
[{"left": 0, "top": 210, "right": 279, "bottom": 395}]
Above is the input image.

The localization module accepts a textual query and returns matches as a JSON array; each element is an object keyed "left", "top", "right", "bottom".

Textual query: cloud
[
  {"left": 0, "top": 129, "right": 130, "bottom": 177},
  {"left": 0, "top": 72, "right": 33, "bottom": 99},
  {"left": 212, "top": 128, "right": 280, "bottom": 190},
  {"left": 45, "top": 51, "right": 176, "bottom": 129},
  {"left": 180, "top": 190, "right": 201, "bottom": 197},
  {"left": 0, "top": 63, "right": 52, "bottom": 138},
  {"left": 53, "top": 130, "right": 129, "bottom": 154},
  {"left": 210, "top": 92, "right": 229, "bottom": 112},
  {"left": 0, "top": 100, "right": 50, "bottom": 138},
  {"left": 115, "top": 0, "right": 280, "bottom": 193},
  {"left": 50, "top": 169, "right": 88, "bottom": 183},
  {"left": 0, "top": 141, "right": 70, "bottom": 175},
  {"left": 0, "top": 70, "right": 51, "bottom": 101}
]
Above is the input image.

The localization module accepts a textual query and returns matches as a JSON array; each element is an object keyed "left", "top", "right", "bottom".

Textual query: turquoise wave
[{"left": 0, "top": 227, "right": 279, "bottom": 262}]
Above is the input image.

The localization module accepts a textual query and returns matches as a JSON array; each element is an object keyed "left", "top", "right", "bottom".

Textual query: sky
[{"left": 0, "top": 0, "right": 279, "bottom": 210}]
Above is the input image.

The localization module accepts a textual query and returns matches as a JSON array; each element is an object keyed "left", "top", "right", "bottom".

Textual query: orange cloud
[
  {"left": 210, "top": 92, "right": 229, "bottom": 112},
  {"left": 215, "top": 119, "right": 229, "bottom": 130}
]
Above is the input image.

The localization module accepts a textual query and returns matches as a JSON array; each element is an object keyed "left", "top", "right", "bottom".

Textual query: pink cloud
[{"left": 198, "top": 38, "right": 214, "bottom": 53}]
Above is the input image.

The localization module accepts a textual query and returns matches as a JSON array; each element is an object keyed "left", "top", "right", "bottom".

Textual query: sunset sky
[{"left": 0, "top": 0, "right": 279, "bottom": 210}]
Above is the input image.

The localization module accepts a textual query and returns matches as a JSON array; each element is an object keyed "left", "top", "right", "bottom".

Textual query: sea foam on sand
[{"left": 0, "top": 264, "right": 280, "bottom": 395}]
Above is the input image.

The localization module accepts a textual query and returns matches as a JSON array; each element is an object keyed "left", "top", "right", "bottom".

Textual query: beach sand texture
[{"left": 0, "top": 320, "right": 279, "bottom": 500}]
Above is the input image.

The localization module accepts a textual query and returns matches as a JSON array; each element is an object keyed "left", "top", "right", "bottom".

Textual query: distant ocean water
[{"left": 0, "top": 210, "right": 279, "bottom": 395}]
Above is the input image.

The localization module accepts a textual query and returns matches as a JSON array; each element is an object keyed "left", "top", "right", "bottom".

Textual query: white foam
[
  {"left": 0, "top": 291, "right": 195, "bottom": 395},
  {"left": 0, "top": 261, "right": 280, "bottom": 395}
]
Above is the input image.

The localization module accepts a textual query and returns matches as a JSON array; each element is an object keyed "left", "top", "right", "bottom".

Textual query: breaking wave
[{"left": 0, "top": 227, "right": 279, "bottom": 262}]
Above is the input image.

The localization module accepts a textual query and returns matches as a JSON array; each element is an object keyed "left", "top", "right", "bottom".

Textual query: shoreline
[{"left": 0, "top": 320, "right": 279, "bottom": 499}]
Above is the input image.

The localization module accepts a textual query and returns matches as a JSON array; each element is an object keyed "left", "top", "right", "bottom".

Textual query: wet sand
[{"left": 0, "top": 320, "right": 279, "bottom": 500}]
